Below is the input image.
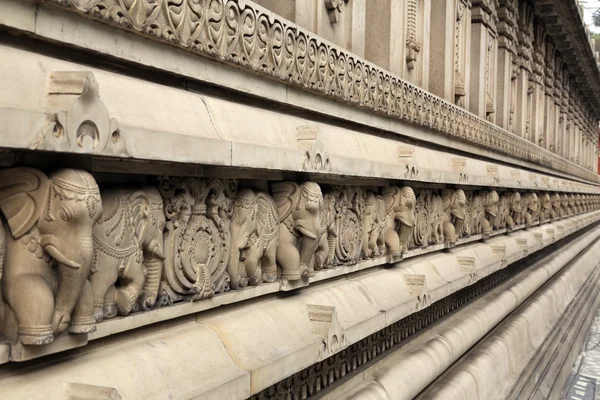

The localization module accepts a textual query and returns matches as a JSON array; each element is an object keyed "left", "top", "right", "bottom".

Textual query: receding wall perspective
[{"left": 0, "top": 0, "right": 599, "bottom": 399}]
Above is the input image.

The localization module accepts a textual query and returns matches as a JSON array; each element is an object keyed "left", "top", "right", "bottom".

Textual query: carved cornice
[{"left": 47, "top": 0, "right": 598, "bottom": 183}]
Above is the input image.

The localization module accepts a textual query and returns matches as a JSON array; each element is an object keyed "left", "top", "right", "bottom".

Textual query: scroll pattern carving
[
  {"left": 0, "top": 167, "right": 599, "bottom": 347},
  {"left": 50, "top": 0, "right": 599, "bottom": 182}
]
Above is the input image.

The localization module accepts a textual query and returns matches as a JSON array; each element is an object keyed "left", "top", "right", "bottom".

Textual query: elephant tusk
[
  {"left": 43, "top": 244, "right": 81, "bottom": 269},
  {"left": 296, "top": 225, "right": 317, "bottom": 240}
]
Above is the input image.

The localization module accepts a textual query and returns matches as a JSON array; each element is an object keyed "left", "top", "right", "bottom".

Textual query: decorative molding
[{"left": 47, "top": 0, "right": 599, "bottom": 183}]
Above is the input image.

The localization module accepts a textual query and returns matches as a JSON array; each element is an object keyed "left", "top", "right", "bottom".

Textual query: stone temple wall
[{"left": 0, "top": 0, "right": 600, "bottom": 399}]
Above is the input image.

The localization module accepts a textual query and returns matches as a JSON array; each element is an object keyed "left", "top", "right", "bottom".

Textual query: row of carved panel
[{"left": 0, "top": 167, "right": 598, "bottom": 347}]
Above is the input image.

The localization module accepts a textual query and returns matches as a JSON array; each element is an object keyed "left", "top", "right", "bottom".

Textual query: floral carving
[{"left": 158, "top": 177, "right": 236, "bottom": 304}]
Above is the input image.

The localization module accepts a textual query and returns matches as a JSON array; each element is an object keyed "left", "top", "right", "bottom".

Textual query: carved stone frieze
[
  {"left": 48, "top": 0, "right": 599, "bottom": 182},
  {"left": 0, "top": 167, "right": 598, "bottom": 348}
]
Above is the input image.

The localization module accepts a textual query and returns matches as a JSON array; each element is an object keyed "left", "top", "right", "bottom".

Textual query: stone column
[
  {"left": 496, "top": 0, "right": 518, "bottom": 131},
  {"left": 470, "top": 0, "right": 498, "bottom": 122},
  {"left": 365, "top": 0, "right": 431, "bottom": 88},
  {"left": 514, "top": 1, "right": 534, "bottom": 139},
  {"left": 428, "top": 0, "right": 471, "bottom": 108}
]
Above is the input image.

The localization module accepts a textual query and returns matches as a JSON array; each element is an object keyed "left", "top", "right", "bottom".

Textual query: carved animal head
[
  {"left": 551, "top": 193, "right": 561, "bottom": 210},
  {"left": 0, "top": 168, "right": 102, "bottom": 269},
  {"left": 442, "top": 189, "right": 467, "bottom": 221},
  {"left": 510, "top": 192, "right": 522, "bottom": 213},
  {"left": 484, "top": 190, "right": 499, "bottom": 218},
  {"left": 540, "top": 193, "right": 551, "bottom": 211}
]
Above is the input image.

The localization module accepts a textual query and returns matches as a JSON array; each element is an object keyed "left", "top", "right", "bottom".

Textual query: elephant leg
[
  {"left": 262, "top": 240, "right": 278, "bottom": 283},
  {"left": 115, "top": 260, "right": 145, "bottom": 316},
  {"left": 506, "top": 215, "right": 514, "bottom": 230},
  {"left": 385, "top": 222, "right": 401, "bottom": 255},
  {"left": 377, "top": 229, "right": 386, "bottom": 255},
  {"left": 104, "top": 285, "right": 117, "bottom": 319},
  {"left": 69, "top": 279, "right": 96, "bottom": 334},
  {"left": 314, "top": 234, "right": 328, "bottom": 271},
  {"left": 362, "top": 228, "right": 372, "bottom": 259},
  {"left": 4, "top": 274, "right": 54, "bottom": 345},
  {"left": 244, "top": 244, "right": 263, "bottom": 286},
  {"left": 88, "top": 260, "right": 118, "bottom": 322},
  {"left": 299, "top": 236, "right": 318, "bottom": 278},
  {"left": 443, "top": 221, "right": 456, "bottom": 244},
  {"left": 276, "top": 228, "right": 301, "bottom": 280}
]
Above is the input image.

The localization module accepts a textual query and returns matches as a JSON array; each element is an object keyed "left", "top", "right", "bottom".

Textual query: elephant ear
[
  {"left": 129, "top": 189, "right": 151, "bottom": 242},
  {"left": 0, "top": 168, "right": 49, "bottom": 238},
  {"left": 271, "top": 182, "right": 300, "bottom": 223}
]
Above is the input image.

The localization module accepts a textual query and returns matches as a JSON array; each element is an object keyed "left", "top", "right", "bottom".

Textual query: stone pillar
[
  {"left": 428, "top": 0, "right": 471, "bottom": 108},
  {"left": 514, "top": 1, "right": 534, "bottom": 139},
  {"left": 365, "top": 0, "right": 431, "bottom": 88},
  {"left": 528, "top": 17, "right": 545, "bottom": 146},
  {"left": 496, "top": 0, "right": 518, "bottom": 131},
  {"left": 470, "top": 0, "right": 498, "bottom": 122}
]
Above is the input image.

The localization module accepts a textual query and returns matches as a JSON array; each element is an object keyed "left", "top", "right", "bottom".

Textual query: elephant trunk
[
  {"left": 228, "top": 223, "right": 249, "bottom": 290},
  {"left": 139, "top": 258, "right": 162, "bottom": 311},
  {"left": 41, "top": 233, "right": 94, "bottom": 335},
  {"left": 297, "top": 218, "right": 320, "bottom": 275}
]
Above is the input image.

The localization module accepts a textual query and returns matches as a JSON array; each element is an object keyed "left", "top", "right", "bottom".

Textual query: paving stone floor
[{"left": 563, "top": 311, "right": 600, "bottom": 400}]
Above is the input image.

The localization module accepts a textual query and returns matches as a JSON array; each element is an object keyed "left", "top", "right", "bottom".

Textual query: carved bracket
[
  {"left": 306, "top": 304, "right": 346, "bottom": 360},
  {"left": 42, "top": 71, "right": 127, "bottom": 156}
]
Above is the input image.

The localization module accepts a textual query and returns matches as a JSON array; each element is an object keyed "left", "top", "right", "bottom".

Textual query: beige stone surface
[{"left": 328, "top": 224, "right": 600, "bottom": 400}]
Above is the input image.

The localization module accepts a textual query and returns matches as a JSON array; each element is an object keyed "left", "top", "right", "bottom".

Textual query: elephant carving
[
  {"left": 522, "top": 193, "right": 539, "bottom": 227},
  {"left": 272, "top": 182, "right": 323, "bottom": 280},
  {"left": 568, "top": 195, "right": 576, "bottom": 216},
  {"left": 382, "top": 186, "right": 416, "bottom": 256},
  {"left": 551, "top": 193, "right": 562, "bottom": 220},
  {"left": 574, "top": 194, "right": 582, "bottom": 214},
  {"left": 498, "top": 191, "right": 522, "bottom": 230},
  {"left": 228, "top": 188, "right": 279, "bottom": 289},
  {"left": 540, "top": 193, "right": 552, "bottom": 223},
  {"left": 314, "top": 193, "right": 336, "bottom": 270},
  {"left": 442, "top": 189, "right": 466, "bottom": 245},
  {"left": 0, "top": 168, "right": 102, "bottom": 345},
  {"left": 89, "top": 187, "right": 165, "bottom": 321},
  {"left": 362, "top": 191, "right": 386, "bottom": 258},
  {"left": 482, "top": 190, "right": 499, "bottom": 235}
]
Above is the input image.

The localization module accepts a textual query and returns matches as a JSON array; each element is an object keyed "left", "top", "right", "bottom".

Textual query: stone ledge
[
  {"left": 1, "top": 44, "right": 599, "bottom": 192},
  {"left": 327, "top": 222, "right": 600, "bottom": 400},
  {"left": 0, "top": 213, "right": 598, "bottom": 399},
  {"left": 0, "top": 0, "right": 596, "bottom": 184}
]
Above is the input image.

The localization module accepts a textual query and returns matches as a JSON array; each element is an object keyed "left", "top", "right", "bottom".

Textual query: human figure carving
[
  {"left": 228, "top": 188, "right": 279, "bottom": 289},
  {"left": 272, "top": 182, "right": 323, "bottom": 280},
  {"left": 89, "top": 187, "right": 165, "bottom": 321},
  {"left": 0, "top": 168, "right": 102, "bottom": 345}
]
